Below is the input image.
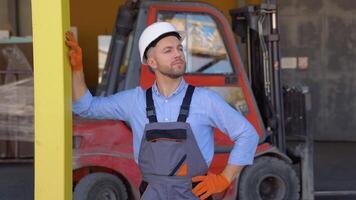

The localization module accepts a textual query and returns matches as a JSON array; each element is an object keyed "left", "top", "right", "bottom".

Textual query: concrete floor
[{"left": 0, "top": 142, "right": 356, "bottom": 200}]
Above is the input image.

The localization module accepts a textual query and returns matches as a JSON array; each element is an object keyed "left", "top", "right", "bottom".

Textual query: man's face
[{"left": 147, "top": 36, "right": 186, "bottom": 79}]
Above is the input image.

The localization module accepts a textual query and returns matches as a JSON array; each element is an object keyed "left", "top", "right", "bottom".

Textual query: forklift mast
[
  {"left": 95, "top": 1, "right": 137, "bottom": 96},
  {"left": 230, "top": 0, "right": 286, "bottom": 152}
]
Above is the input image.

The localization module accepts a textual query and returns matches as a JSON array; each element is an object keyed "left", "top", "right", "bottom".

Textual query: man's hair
[{"left": 143, "top": 31, "right": 181, "bottom": 60}]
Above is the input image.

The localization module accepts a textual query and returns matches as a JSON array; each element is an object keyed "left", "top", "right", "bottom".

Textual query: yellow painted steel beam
[{"left": 31, "top": 0, "right": 72, "bottom": 199}]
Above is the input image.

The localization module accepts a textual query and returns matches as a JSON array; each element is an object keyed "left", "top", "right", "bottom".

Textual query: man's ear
[{"left": 147, "top": 56, "right": 157, "bottom": 70}]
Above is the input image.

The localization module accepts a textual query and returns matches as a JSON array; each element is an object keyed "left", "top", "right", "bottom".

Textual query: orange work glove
[
  {"left": 65, "top": 31, "right": 83, "bottom": 71},
  {"left": 192, "top": 172, "right": 230, "bottom": 200}
]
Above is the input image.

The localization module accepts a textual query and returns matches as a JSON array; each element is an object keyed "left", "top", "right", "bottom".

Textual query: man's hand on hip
[{"left": 192, "top": 172, "right": 230, "bottom": 200}]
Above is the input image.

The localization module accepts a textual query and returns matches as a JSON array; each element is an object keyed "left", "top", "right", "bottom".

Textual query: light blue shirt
[{"left": 73, "top": 79, "right": 259, "bottom": 166}]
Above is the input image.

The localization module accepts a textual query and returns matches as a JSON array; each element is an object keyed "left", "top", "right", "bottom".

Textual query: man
[{"left": 66, "top": 22, "right": 259, "bottom": 200}]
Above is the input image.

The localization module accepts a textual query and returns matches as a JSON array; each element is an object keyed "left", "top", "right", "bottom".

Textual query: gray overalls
[{"left": 138, "top": 85, "right": 210, "bottom": 200}]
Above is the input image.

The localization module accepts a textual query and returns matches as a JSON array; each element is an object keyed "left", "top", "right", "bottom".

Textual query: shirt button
[
  {"left": 165, "top": 118, "right": 168, "bottom": 121},
  {"left": 164, "top": 99, "right": 168, "bottom": 103}
]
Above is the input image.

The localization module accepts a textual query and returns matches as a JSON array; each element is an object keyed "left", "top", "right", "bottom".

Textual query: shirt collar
[{"left": 152, "top": 78, "right": 187, "bottom": 98}]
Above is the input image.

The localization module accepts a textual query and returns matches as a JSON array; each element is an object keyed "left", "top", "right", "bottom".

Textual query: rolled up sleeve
[{"left": 72, "top": 88, "right": 139, "bottom": 121}]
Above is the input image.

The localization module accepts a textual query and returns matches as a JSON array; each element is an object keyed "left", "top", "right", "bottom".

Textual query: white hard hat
[{"left": 138, "top": 22, "right": 185, "bottom": 64}]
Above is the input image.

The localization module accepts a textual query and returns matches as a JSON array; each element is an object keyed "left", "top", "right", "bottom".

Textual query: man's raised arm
[{"left": 65, "top": 31, "right": 87, "bottom": 101}]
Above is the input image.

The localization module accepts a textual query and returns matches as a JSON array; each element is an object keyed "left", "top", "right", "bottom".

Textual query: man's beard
[{"left": 159, "top": 64, "right": 186, "bottom": 79}]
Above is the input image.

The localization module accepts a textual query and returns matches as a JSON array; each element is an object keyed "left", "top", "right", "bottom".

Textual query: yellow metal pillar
[{"left": 31, "top": 0, "right": 72, "bottom": 199}]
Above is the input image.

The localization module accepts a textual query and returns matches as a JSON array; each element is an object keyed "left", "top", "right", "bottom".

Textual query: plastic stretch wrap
[{"left": 0, "top": 45, "right": 33, "bottom": 142}]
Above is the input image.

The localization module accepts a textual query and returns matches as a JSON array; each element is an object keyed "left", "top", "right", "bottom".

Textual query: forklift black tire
[
  {"left": 73, "top": 172, "right": 128, "bottom": 200},
  {"left": 237, "top": 156, "right": 300, "bottom": 200}
]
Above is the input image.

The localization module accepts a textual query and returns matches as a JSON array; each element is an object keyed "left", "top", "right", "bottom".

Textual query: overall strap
[
  {"left": 146, "top": 87, "right": 157, "bottom": 123},
  {"left": 177, "top": 85, "right": 195, "bottom": 122}
]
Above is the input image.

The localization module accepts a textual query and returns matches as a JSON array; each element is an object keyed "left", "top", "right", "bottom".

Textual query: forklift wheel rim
[{"left": 257, "top": 173, "right": 286, "bottom": 200}]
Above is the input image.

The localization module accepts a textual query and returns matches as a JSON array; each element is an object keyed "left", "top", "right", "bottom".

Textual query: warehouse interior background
[{"left": 0, "top": 0, "right": 355, "bottom": 199}]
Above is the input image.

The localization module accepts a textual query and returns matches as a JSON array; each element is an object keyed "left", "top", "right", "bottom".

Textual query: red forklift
[{"left": 72, "top": 1, "right": 313, "bottom": 199}]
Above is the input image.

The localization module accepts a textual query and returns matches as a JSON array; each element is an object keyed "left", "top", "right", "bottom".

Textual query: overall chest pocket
[{"left": 139, "top": 129, "right": 187, "bottom": 176}]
